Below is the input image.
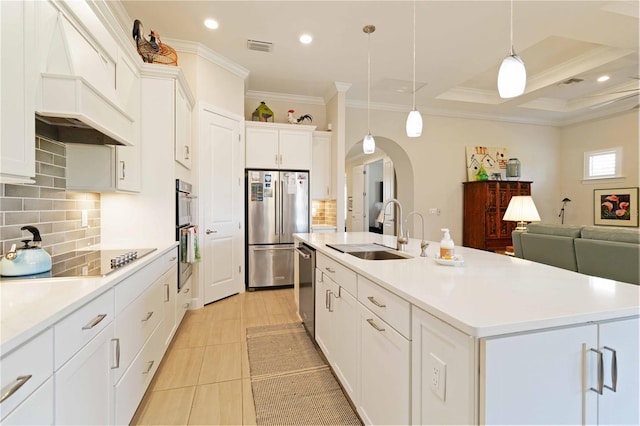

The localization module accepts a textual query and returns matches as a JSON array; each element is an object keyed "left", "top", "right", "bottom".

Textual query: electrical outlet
[
  {"left": 81, "top": 209, "right": 88, "bottom": 227},
  {"left": 429, "top": 353, "right": 446, "bottom": 401},
  {"left": 428, "top": 208, "right": 441, "bottom": 216}
]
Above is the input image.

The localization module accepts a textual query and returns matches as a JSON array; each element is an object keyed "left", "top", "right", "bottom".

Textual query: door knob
[{"left": 206, "top": 229, "right": 217, "bottom": 235}]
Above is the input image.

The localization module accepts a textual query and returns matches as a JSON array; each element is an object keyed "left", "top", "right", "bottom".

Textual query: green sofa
[{"left": 512, "top": 224, "right": 639, "bottom": 285}]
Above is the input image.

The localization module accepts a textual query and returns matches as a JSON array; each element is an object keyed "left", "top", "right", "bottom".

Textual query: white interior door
[
  {"left": 382, "top": 159, "right": 395, "bottom": 235},
  {"left": 351, "top": 164, "right": 365, "bottom": 232},
  {"left": 201, "top": 106, "right": 243, "bottom": 305}
]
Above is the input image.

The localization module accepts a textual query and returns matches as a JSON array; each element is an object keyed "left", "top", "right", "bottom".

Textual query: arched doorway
[{"left": 345, "top": 136, "right": 415, "bottom": 236}]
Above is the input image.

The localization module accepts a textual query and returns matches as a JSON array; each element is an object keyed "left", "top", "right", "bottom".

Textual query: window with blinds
[{"left": 584, "top": 147, "right": 622, "bottom": 179}]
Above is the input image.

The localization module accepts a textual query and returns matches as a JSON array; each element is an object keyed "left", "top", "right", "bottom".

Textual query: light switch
[{"left": 81, "top": 209, "right": 88, "bottom": 227}]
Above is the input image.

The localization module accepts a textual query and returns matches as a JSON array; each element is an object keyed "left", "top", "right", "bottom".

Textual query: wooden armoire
[{"left": 463, "top": 181, "right": 532, "bottom": 251}]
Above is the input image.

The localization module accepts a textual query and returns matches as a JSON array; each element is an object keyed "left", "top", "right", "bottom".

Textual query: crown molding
[
  {"left": 323, "top": 82, "right": 353, "bottom": 102},
  {"left": 246, "top": 90, "right": 326, "bottom": 106},
  {"left": 163, "top": 38, "right": 250, "bottom": 80}
]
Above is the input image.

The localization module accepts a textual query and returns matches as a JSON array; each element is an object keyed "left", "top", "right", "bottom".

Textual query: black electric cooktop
[{"left": 0, "top": 248, "right": 157, "bottom": 280}]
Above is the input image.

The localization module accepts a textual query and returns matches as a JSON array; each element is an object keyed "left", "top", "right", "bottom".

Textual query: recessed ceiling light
[
  {"left": 204, "top": 19, "right": 219, "bottom": 30},
  {"left": 299, "top": 34, "right": 313, "bottom": 44},
  {"left": 597, "top": 75, "right": 610, "bottom": 83}
]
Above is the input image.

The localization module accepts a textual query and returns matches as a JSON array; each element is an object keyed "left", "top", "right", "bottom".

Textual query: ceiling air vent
[
  {"left": 558, "top": 77, "right": 585, "bottom": 86},
  {"left": 247, "top": 39, "right": 273, "bottom": 53}
]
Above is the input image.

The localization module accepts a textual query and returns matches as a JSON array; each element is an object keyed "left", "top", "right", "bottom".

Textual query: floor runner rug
[{"left": 246, "top": 322, "right": 361, "bottom": 425}]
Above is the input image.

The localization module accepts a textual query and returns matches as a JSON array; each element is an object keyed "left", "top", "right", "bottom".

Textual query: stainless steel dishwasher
[{"left": 296, "top": 243, "right": 316, "bottom": 339}]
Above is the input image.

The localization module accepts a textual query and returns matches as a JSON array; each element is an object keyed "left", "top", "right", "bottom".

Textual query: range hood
[{"left": 35, "top": 4, "right": 136, "bottom": 147}]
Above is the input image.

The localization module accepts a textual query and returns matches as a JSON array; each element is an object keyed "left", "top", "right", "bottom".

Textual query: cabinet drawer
[
  {"left": 1, "top": 377, "right": 54, "bottom": 425},
  {"left": 0, "top": 329, "right": 53, "bottom": 420},
  {"left": 317, "top": 253, "right": 357, "bottom": 296},
  {"left": 115, "top": 248, "right": 177, "bottom": 314},
  {"left": 358, "top": 275, "right": 410, "bottom": 338},
  {"left": 114, "top": 278, "right": 164, "bottom": 382},
  {"left": 114, "top": 321, "right": 163, "bottom": 426},
  {"left": 54, "top": 290, "right": 114, "bottom": 370},
  {"left": 176, "top": 278, "right": 192, "bottom": 326}
]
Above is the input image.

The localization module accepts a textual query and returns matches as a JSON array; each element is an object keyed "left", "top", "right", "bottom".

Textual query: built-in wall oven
[{"left": 176, "top": 179, "right": 195, "bottom": 291}]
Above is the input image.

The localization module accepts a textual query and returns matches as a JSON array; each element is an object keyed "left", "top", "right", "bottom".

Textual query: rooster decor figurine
[
  {"left": 132, "top": 19, "right": 178, "bottom": 66},
  {"left": 287, "top": 109, "right": 313, "bottom": 124}
]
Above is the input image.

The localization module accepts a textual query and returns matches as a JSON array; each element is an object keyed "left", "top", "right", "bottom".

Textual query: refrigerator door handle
[
  {"left": 274, "top": 178, "right": 279, "bottom": 236},
  {"left": 280, "top": 179, "right": 284, "bottom": 238},
  {"left": 253, "top": 246, "right": 293, "bottom": 251}
]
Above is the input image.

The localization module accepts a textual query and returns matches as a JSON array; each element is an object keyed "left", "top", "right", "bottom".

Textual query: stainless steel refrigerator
[{"left": 246, "top": 170, "right": 309, "bottom": 289}]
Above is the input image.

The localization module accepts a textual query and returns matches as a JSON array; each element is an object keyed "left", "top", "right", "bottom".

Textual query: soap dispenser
[{"left": 439, "top": 228, "right": 455, "bottom": 260}]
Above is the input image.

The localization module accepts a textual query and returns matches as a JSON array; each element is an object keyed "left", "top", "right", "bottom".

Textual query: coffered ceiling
[{"left": 119, "top": 1, "right": 639, "bottom": 126}]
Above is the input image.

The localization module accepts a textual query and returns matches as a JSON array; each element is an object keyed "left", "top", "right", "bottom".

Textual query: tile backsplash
[
  {"left": 0, "top": 137, "right": 101, "bottom": 265},
  {"left": 312, "top": 199, "right": 337, "bottom": 226}
]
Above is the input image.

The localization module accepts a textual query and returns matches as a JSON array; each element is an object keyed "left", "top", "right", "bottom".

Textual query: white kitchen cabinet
[
  {"left": 160, "top": 265, "right": 178, "bottom": 349},
  {"left": 0, "top": 328, "right": 53, "bottom": 422},
  {"left": 358, "top": 303, "right": 410, "bottom": 426},
  {"left": 311, "top": 131, "right": 333, "bottom": 199},
  {"left": 66, "top": 144, "right": 141, "bottom": 192},
  {"left": 176, "top": 276, "right": 192, "bottom": 326},
  {"left": 314, "top": 269, "right": 334, "bottom": 358},
  {"left": 1, "top": 377, "right": 53, "bottom": 426},
  {"left": 175, "top": 81, "right": 193, "bottom": 169},
  {"left": 55, "top": 321, "right": 115, "bottom": 425},
  {"left": 412, "top": 306, "right": 476, "bottom": 426},
  {"left": 245, "top": 122, "right": 314, "bottom": 170},
  {"left": 140, "top": 65, "right": 195, "bottom": 172},
  {"left": 481, "top": 317, "right": 639, "bottom": 425},
  {"left": 0, "top": 0, "right": 36, "bottom": 183}
]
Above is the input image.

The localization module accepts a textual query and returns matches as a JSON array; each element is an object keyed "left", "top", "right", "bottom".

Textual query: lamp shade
[
  {"left": 503, "top": 196, "right": 540, "bottom": 230},
  {"left": 497, "top": 53, "right": 526, "bottom": 98},
  {"left": 406, "top": 110, "right": 423, "bottom": 137},
  {"left": 363, "top": 133, "right": 375, "bottom": 154}
]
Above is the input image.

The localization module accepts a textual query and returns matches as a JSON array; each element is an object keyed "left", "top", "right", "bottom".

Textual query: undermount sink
[{"left": 348, "top": 250, "right": 412, "bottom": 260}]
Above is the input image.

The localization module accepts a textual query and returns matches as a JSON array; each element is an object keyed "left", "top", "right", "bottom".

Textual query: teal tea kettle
[{"left": 1, "top": 226, "right": 52, "bottom": 276}]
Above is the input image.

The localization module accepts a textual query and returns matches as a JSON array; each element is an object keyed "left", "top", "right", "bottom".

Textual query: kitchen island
[{"left": 294, "top": 231, "right": 639, "bottom": 425}]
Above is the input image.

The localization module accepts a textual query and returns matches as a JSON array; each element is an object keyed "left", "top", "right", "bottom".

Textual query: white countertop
[
  {"left": 0, "top": 243, "right": 178, "bottom": 356},
  {"left": 295, "top": 232, "right": 640, "bottom": 338}
]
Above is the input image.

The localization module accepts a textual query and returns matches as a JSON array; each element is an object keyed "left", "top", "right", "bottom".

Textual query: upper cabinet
[
  {"left": 311, "top": 131, "right": 333, "bottom": 199},
  {"left": 0, "top": 0, "right": 36, "bottom": 183},
  {"left": 174, "top": 81, "right": 193, "bottom": 169},
  {"left": 245, "top": 122, "right": 314, "bottom": 170}
]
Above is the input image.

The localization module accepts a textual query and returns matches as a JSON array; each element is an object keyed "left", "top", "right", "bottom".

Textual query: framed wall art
[
  {"left": 593, "top": 187, "right": 639, "bottom": 227},
  {"left": 465, "top": 146, "right": 508, "bottom": 181}
]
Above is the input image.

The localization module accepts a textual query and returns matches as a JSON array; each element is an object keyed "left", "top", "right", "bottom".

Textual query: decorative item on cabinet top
[
  {"left": 252, "top": 102, "right": 274, "bottom": 122},
  {"left": 465, "top": 146, "right": 508, "bottom": 182},
  {"left": 288, "top": 109, "right": 313, "bottom": 124},
  {"left": 132, "top": 20, "right": 178, "bottom": 66}
]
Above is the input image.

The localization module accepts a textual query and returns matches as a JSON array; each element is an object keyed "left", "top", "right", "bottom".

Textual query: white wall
[
  {"left": 345, "top": 107, "right": 561, "bottom": 244},
  {"left": 558, "top": 111, "right": 639, "bottom": 225}
]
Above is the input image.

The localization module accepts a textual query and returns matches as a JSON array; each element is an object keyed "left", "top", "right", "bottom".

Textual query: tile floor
[{"left": 131, "top": 288, "right": 299, "bottom": 425}]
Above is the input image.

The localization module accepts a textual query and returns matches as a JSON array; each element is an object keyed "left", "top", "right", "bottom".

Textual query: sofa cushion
[
  {"left": 581, "top": 226, "right": 640, "bottom": 244},
  {"left": 521, "top": 233, "right": 578, "bottom": 272},
  {"left": 526, "top": 223, "right": 583, "bottom": 238},
  {"left": 574, "top": 238, "right": 639, "bottom": 285},
  {"left": 511, "top": 230, "right": 524, "bottom": 258}
]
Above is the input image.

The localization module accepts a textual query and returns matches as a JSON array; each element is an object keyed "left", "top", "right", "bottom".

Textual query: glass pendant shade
[
  {"left": 406, "top": 110, "right": 423, "bottom": 137},
  {"left": 498, "top": 52, "right": 526, "bottom": 98},
  {"left": 363, "top": 133, "right": 375, "bottom": 154}
]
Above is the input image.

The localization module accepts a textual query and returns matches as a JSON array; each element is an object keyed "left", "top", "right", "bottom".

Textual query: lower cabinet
[
  {"left": 176, "top": 276, "right": 192, "bottom": 325},
  {"left": 481, "top": 316, "right": 639, "bottom": 425},
  {"left": 55, "top": 322, "right": 115, "bottom": 425},
  {"left": 358, "top": 304, "right": 410, "bottom": 425},
  {"left": 160, "top": 266, "right": 178, "bottom": 349},
  {"left": 1, "top": 378, "right": 54, "bottom": 425}
]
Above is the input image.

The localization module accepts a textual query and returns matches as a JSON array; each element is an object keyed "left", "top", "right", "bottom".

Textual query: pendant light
[
  {"left": 363, "top": 25, "right": 375, "bottom": 155},
  {"left": 405, "top": 0, "right": 423, "bottom": 137},
  {"left": 497, "top": 0, "right": 526, "bottom": 98}
]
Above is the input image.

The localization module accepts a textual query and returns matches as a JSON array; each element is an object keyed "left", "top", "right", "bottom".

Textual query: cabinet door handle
[
  {"left": 164, "top": 283, "right": 170, "bottom": 302},
  {"left": 603, "top": 346, "right": 618, "bottom": 392},
  {"left": 366, "top": 318, "right": 385, "bottom": 332},
  {"left": 169, "top": 257, "right": 177, "bottom": 262},
  {"left": 141, "top": 311, "right": 154, "bottom": 322},
  {"left": 324, "top": 267, "right": 335, "bottom": 274},
  {"left": 589, "top": 348, "right": 604, "bottom": 395},
  {"left": 328, "top": 291, "right": 334, "bottom": 312},
  {"left": 82, "top": 314, "right": 107, "bottom": 330},
  {"left": 279, "top": 154, "right": 283, "bottom": 165},
  {"left": 325, "top": 289, "right": 330, "bottom": 309},
  {"left": 367, "top": 296, "right": 386, "bottom": 308},
  {"left": 184, "top": 287, "right": 191, "bottom": 294},
  {"left": 142, "top": 360, "right": 155, "bottom": 374},
  {"left": 0, "top": 375, "right": 32, "bottom": 403},
  {"left": 183, "top": 303, "right": 190, "bottom": 309},
  {"left": 111, "top": 338, "right": 120, "bottom": 369},
  {"left": 120, "top": 161, "right": 126, "bottom": 180},
  {"left": 275, "top": 154, "right": 279, "bottom": 165},
  {"left": 184, "top": 146, "right": 190, "bottom": 160}
]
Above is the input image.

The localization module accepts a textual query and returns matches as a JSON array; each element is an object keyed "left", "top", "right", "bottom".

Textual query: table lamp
[{"left": 503, "top": 196, "right": 541, "bottom": 231}]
